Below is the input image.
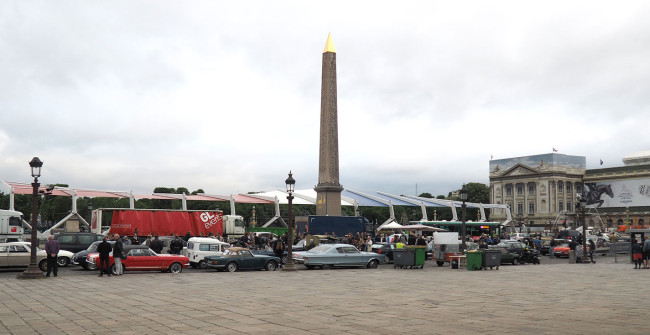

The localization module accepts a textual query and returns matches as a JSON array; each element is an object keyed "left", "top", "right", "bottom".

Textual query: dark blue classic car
[{"left": 204, "top": 247, "right": 281, "bottom": 272}]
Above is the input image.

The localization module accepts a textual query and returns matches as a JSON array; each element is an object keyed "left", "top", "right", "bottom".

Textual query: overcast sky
[{"left": 1, "top": 1, "right": 649, "bottom": 198}]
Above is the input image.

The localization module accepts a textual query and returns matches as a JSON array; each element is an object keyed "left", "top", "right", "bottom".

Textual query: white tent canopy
[{"left": 377, "top": 221, "right": 404, "bottom": 230}]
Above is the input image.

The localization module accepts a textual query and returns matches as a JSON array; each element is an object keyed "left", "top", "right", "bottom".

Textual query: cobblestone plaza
[{"left": 0, "top": 256, "right": 647, "bottom": 334}]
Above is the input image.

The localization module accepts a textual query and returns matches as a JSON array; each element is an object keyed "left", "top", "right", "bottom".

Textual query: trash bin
[
  {"left": 482, "top": 248, "right": 501, "bottom": 270},
  {"left": 466, "top": 250, "right": 483, "bottom": 271},
  {"left": 405, "top": 246, "right": 426, "bottom": 269},
  {"left": 393, "top": 249, "right": 415, "bottom": 269}
]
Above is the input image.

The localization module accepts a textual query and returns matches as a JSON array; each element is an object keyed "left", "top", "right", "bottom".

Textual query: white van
[{"left": 186, "top": 237, "right": 230, "bottom": 269}]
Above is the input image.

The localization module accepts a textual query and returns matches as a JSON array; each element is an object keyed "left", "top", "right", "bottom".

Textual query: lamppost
[
  {"left": 460, "top": 186, "right": 467, "bottom": 253},
  {"left": 87, "top": 199, "right": 93, "bottom": 232},
  {"left": 283, "top": 171, "right": 297, "bottom": 271},
  {"left": 579, "top": 197, "right": 588, "bottom": 263},
  {"left": 22, "top": 157, "right": 44, "bottom": 278}
]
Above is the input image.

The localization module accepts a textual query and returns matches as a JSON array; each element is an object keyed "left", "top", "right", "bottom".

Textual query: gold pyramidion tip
[{"left": 323, "top": 33, "right": 336, "bottom": 53}]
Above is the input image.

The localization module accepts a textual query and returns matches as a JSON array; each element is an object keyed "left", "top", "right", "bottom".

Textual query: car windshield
[
  {"left": 307, "top": 245, "right": 332, "bottom": 253},
  {"left": 88, "top": 242, "right": 100, "bottom": 252}
]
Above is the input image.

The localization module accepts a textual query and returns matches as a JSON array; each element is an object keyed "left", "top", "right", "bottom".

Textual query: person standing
[
  {"left": 549, "top": 237, "right": 557, "bottom": 258},
  {"left": 44, "top": 235, "right": 59, "bottom": 277},
  {"left": 588, "top": 239, "right": 596, "bottom": 264},
  {"left": 643, "top": 236, "right": 650, "bottom": 269},
  {"left": 144, "top": 233, "right": 153, "bottom": 247},
  {"left": 97, "top": 236, "right": 112, "bottom": 277},
  {"left": 632, "top": 239, "right": 643, "bottom": 269},
  {"left": 273, "top": 238, "right": 284, "bottom": 268},
  {"left": 150, "top": 235, "right": 163, "bottom": 254},
  {"left": 112, "top": 234, "right": 124, "bottom": 275},
  {"left": 169, "top": 234, "right": 183, "bottom": 255}
]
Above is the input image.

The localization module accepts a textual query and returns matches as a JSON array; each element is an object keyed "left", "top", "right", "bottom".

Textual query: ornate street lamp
[
  {"left": 22, "top": 157, "right": 44, "bottom": 278},
  {"left": 283, "top": 171, "right": 297, "bottom": 271},
  {"left": 579, "top": 197, "right": 588, "bottom": 263},
  {"left": 460, "top": 185, "right": 468, "bottom": 253}
]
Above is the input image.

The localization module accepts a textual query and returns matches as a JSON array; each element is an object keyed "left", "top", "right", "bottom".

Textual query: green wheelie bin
[
  {"left": 408, "top": 246, "right": 426, "bottom": 269},
  {"left": 466, "top": 250, "right": 483, "bottom": 271}
]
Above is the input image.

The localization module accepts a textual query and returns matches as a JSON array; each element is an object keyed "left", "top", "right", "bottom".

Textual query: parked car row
[{"left": 0, "top": 242, "right": 74, "bottom": 271}]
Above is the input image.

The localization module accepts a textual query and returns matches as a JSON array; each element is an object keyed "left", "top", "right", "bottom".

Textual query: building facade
[
  {"left": 490, "top": 151, "right": 650, "bottom": 232},
  {"left": 489, "top": 153, "right": 586, "bottom": 231},
  {"left": 583, "top": 151, "right": 650, "bottom": 230}
]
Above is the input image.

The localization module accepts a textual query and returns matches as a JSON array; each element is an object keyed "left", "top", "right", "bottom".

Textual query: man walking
[
  {"left": 44, "top": 235, "right": 59, "bottom": 277},
  {"left": 112, "top": 234, "right": 124, "bottom": 275},
  {"left": 97, "top": 236, "right": 112, "bottom": 277}
]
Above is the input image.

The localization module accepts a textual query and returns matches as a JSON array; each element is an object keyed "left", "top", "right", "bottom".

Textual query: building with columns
[
  {"left": 489, "top": 153, "right": 586, "bottom": 230},
  {"left": 490, "top": 151, "right": 650, "bottom": 232},
  {"left": 583, "top": 151, "right": 650, "bottom": 230}
]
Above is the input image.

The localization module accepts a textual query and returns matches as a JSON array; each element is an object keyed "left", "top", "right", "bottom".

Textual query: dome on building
[{"left": 622, "top": 150, "right": 650, "bottom": 166}]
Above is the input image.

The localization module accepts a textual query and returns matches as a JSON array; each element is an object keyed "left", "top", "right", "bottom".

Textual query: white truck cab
[
  {"left": 186, "top": 237, "right": 230, "bottom": 269},
  {"left": 0, "top": 210, "right": 25, "bottom": 242}
]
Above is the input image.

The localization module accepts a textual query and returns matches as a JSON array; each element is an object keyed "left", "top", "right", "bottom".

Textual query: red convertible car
[{"left": 87, "top": 245, "right": 189, "bottom": 274}]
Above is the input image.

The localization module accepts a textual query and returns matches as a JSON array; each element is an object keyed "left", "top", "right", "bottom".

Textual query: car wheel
[
  {"left": 57, "top": 257, "right": 69, "bottom": 267},
  {"left": 367, "top": 259, "right": 379, "bottom": 269},
  {"left": 265, "top": 261, "right": 277, "bottom": 271},
  {"left": 281, "top": 255, "right": 287, "bottom": 264},
  {"left": 110, "top": 264, "right": 117, "bottom": 275},
  {"left": 169, "top": 262, "right": 183, "bottom": 273},
  {"left": 226, "top": 262, "right": 239, "bottom": 272},
  {"left": 436, "top": 261, "right": 445, "bottom": 267},
  {"left": 198, "top": 260, "right": 207, "bottom": 269},
  {"left": 38, "top": 259, "right": 48, "bottom": 272},
  {"left": 322, "top": 264, "right": 331, "bottom": 270},
  {"left": 512, "top": 258, "right": 518, "bottom": 265},
  {"left": 384, "top": 256, "right": 391, "bottom": 264}
]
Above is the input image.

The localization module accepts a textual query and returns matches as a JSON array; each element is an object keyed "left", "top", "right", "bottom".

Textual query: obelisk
[{"left": 315, "top": 33, "right": 343, "bottom": 216}]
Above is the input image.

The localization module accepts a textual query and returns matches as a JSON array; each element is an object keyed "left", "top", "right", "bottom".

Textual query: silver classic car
[{"left": 293, "top": 243, "right": 385, "bottom": 270}]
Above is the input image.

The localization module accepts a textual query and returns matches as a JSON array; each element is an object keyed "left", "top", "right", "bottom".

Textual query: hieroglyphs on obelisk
[{"left": 315, "top": 33, "right": 343, "bottom": 216}]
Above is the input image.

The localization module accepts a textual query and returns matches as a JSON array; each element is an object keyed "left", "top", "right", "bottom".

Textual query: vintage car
[
  {"left": 496, "top": 247, "right": 521, "bottom": 265},
  {"left": 204, "top": 247, "right": 280, "bottom": 272},
  {"left": 186, "top": 237, "right": 230, "bottom": 269},
  {"left": 71, "top": 240, "right": 116, "bottom": 270},
  {"left": 0, "top": 242, "right": 74, "bottom": 271},
  {"left": 86, "top": 245, "right": 189, "bottom": 274},
  {"left": 53, "top": 232, "right": 104, "bottom": 253},
  {"left": 371, "top": 243, "right": 398, "bottom": 263},
  {"left": 553, "top": 243, "right": 571, "bottom": 257},
  {"left": 293, "top": 243, "right": 385, "bottom": 270}
]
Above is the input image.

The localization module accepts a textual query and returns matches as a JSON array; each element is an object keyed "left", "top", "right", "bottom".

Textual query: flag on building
[
  {"left": 600, "top": 159, "right": 603, "bottom": 165},
  {"left": 552, "top": 148, "right": 558, "bottom": 152},
  {"left": 490, "top": 155, "right": 493, "bottom": 160}
]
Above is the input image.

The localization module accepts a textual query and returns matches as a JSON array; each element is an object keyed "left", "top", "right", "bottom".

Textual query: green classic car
[{"left": 204, "top": 247, "right": 281, "bottom": 272}]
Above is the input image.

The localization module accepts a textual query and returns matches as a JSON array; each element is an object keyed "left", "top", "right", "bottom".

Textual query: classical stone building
[
  {"left": 489, "top": 153, "right": 586, "bottom": 230},
  {"left": 490, "top": 151, "right": 650, "bottom": 232},
  {"left": 583, "top": 151, "right": 650, "bottom": 230}
]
